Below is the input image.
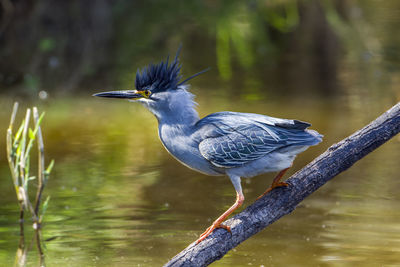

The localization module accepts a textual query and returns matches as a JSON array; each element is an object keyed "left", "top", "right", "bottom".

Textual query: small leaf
[
  {"left": 25, "top": 156, "right": 30, "bottom": 176},
  {"left": 46, "top": 160, "right": 55, "bottom": 174},
  {"left": 28, "top": 176, "right": 36, "bottom": 181},
  {"left": 37, "top": 112, "right": 45, "bottom": 126},
  {"left": 28, "top": 128, "right": 35, "bottom": 140},
  {"left": 16, "top": 141, "right": 22, "bottom": 157},
  {"left": 14, "top": 121, "right": 25, "bottom": 144},
  {"left": 32, "top": 112, "right": 44, "bottom": 136},
  {"left": 41, "top": 196, "right": 51, "bottom": 219}
]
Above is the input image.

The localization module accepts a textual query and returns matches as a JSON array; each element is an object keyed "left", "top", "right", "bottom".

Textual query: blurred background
[{"left": 0, "top": 0, "right": 400, "bottom": 266}]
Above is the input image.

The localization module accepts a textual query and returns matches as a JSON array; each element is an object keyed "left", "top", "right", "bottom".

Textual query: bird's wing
[{"left": 196, "top": 112, "right": 321, "bottom": 168}]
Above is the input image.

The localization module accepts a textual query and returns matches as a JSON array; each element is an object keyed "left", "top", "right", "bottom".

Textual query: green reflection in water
[{"left": 0, "top": 92, "right": 399, "bottom": 266}]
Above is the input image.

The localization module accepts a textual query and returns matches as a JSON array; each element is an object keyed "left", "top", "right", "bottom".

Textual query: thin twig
[
  {"left": 33, "top": 107, "right": 45, "bottom": 224},
  {"left": 6, "top": 103, "right": 26, "bottom": 227},
  {"left": 7, "top": 102, "right": 19, "bottom": 186},
  {"left": 19, "top": 109, "right": 30, "bottom": 187},
  {"left": 9, "top": 102, "right": 19, "bottom": 128}
]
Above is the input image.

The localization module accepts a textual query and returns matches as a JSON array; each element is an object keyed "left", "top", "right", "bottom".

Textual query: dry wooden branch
[{"left": 165, "top": 102, "right": 400, "bottom": 267}]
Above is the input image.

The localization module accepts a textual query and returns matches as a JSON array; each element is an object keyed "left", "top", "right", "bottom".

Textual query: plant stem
[
  {"left": 19, "top": 108, "right": 30, "bottom": 185},
  {"left": 18, "top": 108, "right": 37, "bottom": 222},
  {"left": 33, "top": 107, "right": 45, "bottom": 225},
  {"left": 7, "top": 103, "right": 19, "bottom": 189}
]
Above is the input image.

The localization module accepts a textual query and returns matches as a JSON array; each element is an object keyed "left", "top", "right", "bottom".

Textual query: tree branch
[{"left": 165, "top": 102, "right": 400, "bottom": 267}]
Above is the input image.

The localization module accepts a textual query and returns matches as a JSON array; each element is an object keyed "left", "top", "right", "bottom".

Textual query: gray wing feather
[{"left": 197, "top": 112, "right": 322, "bottom": 168}]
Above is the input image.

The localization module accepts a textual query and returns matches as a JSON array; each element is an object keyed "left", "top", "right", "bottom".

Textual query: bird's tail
[{"left": 305, "top": 129, "right": 323, "bottom": 145}]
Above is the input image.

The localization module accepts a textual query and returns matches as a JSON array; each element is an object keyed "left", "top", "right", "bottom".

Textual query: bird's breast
[{"left": 158, "top": 124, "right": 222, "bottom": 176}]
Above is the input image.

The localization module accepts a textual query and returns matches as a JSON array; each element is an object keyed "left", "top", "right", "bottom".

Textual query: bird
[{"left": 94, "top": 47, "right": 323, "bottom": 244}]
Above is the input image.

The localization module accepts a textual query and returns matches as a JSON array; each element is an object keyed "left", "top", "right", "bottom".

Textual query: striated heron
[{"left": 94, "top": 47, "right": 323, "bottom": 244}]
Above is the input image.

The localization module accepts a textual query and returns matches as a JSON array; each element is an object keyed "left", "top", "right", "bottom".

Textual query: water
[{"left": 0, "top": 95, "right": 399, "bottom": 266}]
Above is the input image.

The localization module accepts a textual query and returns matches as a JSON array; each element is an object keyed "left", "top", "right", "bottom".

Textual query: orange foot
[
  {"left": 196, "top": 223, "right": 231, "bottom": 244},
  {"left": 256, "top": 168, "right": 290, "bottom": 200},
  {"left": 256, "top": 181, "right": 289, "bottom": 200},
  {"left": 195, "top": 192, "right": 244, "bottom": 244}
]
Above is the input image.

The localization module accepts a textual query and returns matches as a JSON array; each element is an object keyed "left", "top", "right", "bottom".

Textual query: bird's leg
[
  {"left": 256, "top": 167, "right": 290, "bottom": 200},
  {"left": 195, "top": 191, "right": 244, "bottom": 244}
]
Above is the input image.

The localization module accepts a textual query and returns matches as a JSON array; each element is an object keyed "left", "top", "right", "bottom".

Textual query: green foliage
[
  {"left": 45, "top": 160, "right": 55, "bottom": 179},
  {"left": 40, "top": 196, "right": 51, "bottom": 223},
  {"left": 6, "top": 102, "right": 54, "bottom": 227}
]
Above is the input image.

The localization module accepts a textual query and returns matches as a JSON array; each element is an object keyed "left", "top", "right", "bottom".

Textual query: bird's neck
[{"left": 148, "top": 90, "right": 200, "bottom": 127}]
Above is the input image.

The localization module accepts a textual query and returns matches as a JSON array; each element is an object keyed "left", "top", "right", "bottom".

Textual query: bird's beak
[{"left": 93, "top": 90, "right": 144, "bottom": 100}]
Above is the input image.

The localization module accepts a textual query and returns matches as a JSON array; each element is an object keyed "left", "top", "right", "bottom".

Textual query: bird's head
[{"left": 94, "top": 46, "right": 208, "bottom": 118}]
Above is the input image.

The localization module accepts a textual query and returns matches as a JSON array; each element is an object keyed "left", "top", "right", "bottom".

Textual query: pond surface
[{"left": 0, "top": 93, "right": 399, "bottom": 266}]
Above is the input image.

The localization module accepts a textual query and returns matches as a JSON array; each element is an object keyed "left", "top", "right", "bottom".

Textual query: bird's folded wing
[{"left": 197, "top": 112, "right": 320, "bottom": 168}]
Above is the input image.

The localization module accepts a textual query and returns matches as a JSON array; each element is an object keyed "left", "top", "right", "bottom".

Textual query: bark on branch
[{"left": 165, "top": 102, "right": 400, "bottom": 267}]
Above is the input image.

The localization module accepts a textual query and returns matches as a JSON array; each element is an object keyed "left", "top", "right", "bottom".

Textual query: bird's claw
[
  {"left": 217, "top": 223, "right": 231, "bottom": 234},
  {"left": 273, "top": 181, "right": 289, "bottom": 188},
  {"left": 256, "top": 181, "right": 289, "bottom": 200},
  {"left": 196, "top": 223, "right": 231, "bottom": 244}
]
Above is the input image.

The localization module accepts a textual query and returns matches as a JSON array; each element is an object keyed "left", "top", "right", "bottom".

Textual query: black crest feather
[{"left": 135, "top": 46, "right": 209, "bottom": 92}]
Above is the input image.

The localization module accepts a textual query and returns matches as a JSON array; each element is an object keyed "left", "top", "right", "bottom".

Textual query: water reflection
[{"left": 13, "top": 229, "right": 46, "bottom": 267}]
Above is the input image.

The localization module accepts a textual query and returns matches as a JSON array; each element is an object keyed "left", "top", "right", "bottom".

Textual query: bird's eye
[{"left": 144, "top": 90, "right": 151, "bottom": 97}]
